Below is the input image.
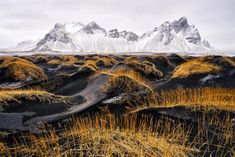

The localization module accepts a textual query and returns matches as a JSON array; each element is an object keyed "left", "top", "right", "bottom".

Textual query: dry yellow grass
[
  {"left": 22, "top": 55, "right": 48, "bottom": 63},
  {"left": 95, "top": 55, "right": 117, "bottom": 66},
  {"left": 92, "top": 69, "right": 155, "bottom": 108},
  {"left": 80, "top": 56, "right": 117, "bottom": 71},
  {"left": 79, "top": 59, "right": 98, "bottom": 71},
  {"left": 172, "top": 58, "right": 221, "bottom": 78},
  {"left": 79, "top": 56, "right": 117, "bottom": 72},
  {"left": 3, "top": 115, "right": 197, "bottom": 157},
  {"left": 124, "top": 56, "right": 139, "bottom": 63},
  {"left": 0, "top": 57, "right": 47, "bottom": 82},
  {"left": 219, "top": 56, "right": 235, "bottom": 68},
  {"left": 131, "top": 87, "right": 235, "bottom": 112},
  {"left": 126, "top": 60, "right": 163, "bottom": 78},
  {"left": 0, "top": 89, "right": 67, "bottom": 104},
  {"left": 97, "top": 69, "right": 153, "bottom": 94},
  {"left": 47, "top": 59, "right": 62, "bottom": 65},
  {"left": 48, "top": 56, "right": 78, "bottom": 66},
  {"left": 158, "top": 87, "right": 235, "bottom": 111}
]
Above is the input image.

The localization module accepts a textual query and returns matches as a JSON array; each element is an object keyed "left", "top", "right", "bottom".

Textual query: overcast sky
[{"left": 0, "top": 0, "right": 235, "bottom": 51}]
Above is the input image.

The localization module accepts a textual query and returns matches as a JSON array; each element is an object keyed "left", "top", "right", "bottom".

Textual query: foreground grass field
[
  {"left": 0, "top": 115, "right": 197, "bottom": 157},
  {"left": 0, "top": 54, "right": 234, "bottom": 157}
]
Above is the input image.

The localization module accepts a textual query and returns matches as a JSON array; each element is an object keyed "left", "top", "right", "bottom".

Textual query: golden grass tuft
[
  {"left": 0, "top": 57, "right": 47, "bottom": 82},
  {"left": 32, "top": 55, "right": 48, "bottom": 63},
  {"left": 172, "top": 58, "right": 221, "bottom": 78},
  {"left": 125, "top": 60, "right": 163, "bottom": 79},
  {"left": 131, "top": 87, "right": 235, "bottom": 112},
  {"left": 22, "top": 55, "right": 48, "bottom": 63},
  {"left": 0, "top": 89, "right": 67, "bottom": 105},
  {"left": 158, "top": 87, "right": 235, "bottom": 111},
  {"left": 95, "top": 56, "right": 117, "bottom": 67},
  {"left": 79, "top": 59, "right": 98, "bottom": 71},
  {"left": 124, "top": 56, "right": 139, "bottom": 63},
  {"left": 79, "top": 56, "right": 117, "bottom": 72},
  {"left": 48, "top": 55, "right": 78, "bottom": 66},
  {"left": 219, "top": 56, "right": 235, "bottom": 68},
  {"left": 4, "top": 115, "right": 196, "bottom": 157},
  {"left": 98, "top": 69, "right": 153, "bottom": 95},
  {"left": 47, "top": 59, "right": 61, "bottom": 65}
]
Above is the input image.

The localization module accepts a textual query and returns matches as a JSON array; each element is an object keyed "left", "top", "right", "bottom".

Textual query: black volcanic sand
[{"left": 0, "top": 54, "right": 235, "bottom": 156}]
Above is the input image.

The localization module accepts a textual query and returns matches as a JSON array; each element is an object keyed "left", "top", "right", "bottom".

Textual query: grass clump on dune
[
  {"left": 2, "top": 115, "right": 196, "bottom": 157},
  {"left": 24, "top": 55, "right": 48, "bottom": 63},
  {"left": 214, "top": 56, "right": 235, "bottom": 68},
  {"left": 157, "top": 87, "right": 235, "bottom": 111},
  {"left": 79, "top": 59, "right": 98, "bottom": 72},
  {"left": 0, "top": 89, "right": 67, "bottom": 105},
  {"left": 132, "top": 87, "right": 235, "bottom": 112},
  {"left": 79, "top": 56, "right": 117, "bottom": 72},
  {"left": 125, "top": 60, "right": 163, "bottom": 79},
  {"left": 48, "top": 55, "right": 78, "bottom": 66},
  {"left": 91, "top": 55, "right": 117, "bottom": 66},
  {"left": 0, "top": 57, "right": 47, "bottom": 82},
  {"left": 98, "top": 69, "right": 153, "bottom": 96},
  {"left": 172, "top": 58, "right": 221, "bottom": 78},
  {"left": 96, "top": 69, "right": 158, "bottom": 109}
]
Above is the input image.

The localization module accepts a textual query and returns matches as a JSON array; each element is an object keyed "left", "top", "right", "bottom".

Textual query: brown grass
[
  {"left": 0, "top": 57, "right": 47, "bottom": 82},
  {"left": 172, "top": 58, "right": 221, "bottom": 78},
  {"left": 2, "top": 114, "right": 197, "bottom": 157}
]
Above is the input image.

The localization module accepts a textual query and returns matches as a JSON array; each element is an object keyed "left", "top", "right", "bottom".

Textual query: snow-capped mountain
[{"left": 9, "top": 17, "right": 213, "bottom": 53}]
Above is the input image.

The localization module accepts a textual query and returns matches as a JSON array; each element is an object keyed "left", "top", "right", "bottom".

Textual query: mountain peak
[
  {"left": 86, "top": 21, "right": 101, "bottom": 29},
  {"left": 64, "top": 22, "right": 84, "bottom": 33},
  {"left": 108, "top": 29, "right": 119, "bottom": 38},
  {"left": 178, "top": 17, "right": 188, "bottom": 27},
  {"left": 10, "top": 17, "right": 213, "bottom": 52},
  {"left": 54, "top": 23, "right": 64, "bottom": 30},
  {"left": 82, "top": 21, "right": 106, "bottom": 35}
]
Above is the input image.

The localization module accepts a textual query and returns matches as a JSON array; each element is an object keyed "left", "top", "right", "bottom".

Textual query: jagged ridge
[{"left": 10, "top": 17, "right": 212, "bottom": 52}]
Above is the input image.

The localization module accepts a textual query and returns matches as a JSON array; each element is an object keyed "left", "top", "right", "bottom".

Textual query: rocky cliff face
[{"left": 11, "top": 17, "right": 212, "bottom": 53}]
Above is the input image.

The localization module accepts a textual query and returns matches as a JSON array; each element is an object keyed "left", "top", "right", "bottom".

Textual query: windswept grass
[
  {"left": 1, "top": 114, "right": 197, "bottom": 157},
  {"left": 79, "top": 55, "right": 117, "bottom": 72},
  {"left": 172, "top": 58, "right": 221, "bottom": 78},
  {"left": 0, "top": 89, "right": 67, "bottom": 105},
  {"left": 131, "top": 87, "right": 235, "bottom": 112},
  {"left": 79, "top": 59, "right": 98, "bottom": 72},
  {"left": 217, "top": 56, "right": 235, "bottom": 68},
  {"left": 94, "top": 55, "right": 117, "bottom": 66},
  {"left": 23, "top": 55, "right": 48, "bottom": 63},
  {"left": 125, "top": 60, "right": 163, "bottom": 79},
  {"left": 97, "top": 69, "right": 153, "bottom": 95},
  {"left": 48, "top": 56, "right": 78, "bottom": 66},
  {"left": 0, "top": 57, "right": 47, "bottom": 82},
  {"left": 157, "top": 87, "right": 235, "bottom": 111}
]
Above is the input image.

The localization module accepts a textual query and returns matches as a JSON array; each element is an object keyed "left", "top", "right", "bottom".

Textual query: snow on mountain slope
[
  {"left": 8, "top": 40, "right": 40, "bottom": 51},
  {"left": 9, "top": 17, "right": 213, "bottom": 53}
]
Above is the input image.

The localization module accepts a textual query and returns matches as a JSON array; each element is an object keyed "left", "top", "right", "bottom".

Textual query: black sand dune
[
  {"left": 0, "top": 54, "right": 235, "bottom": 131},
  {"left": 0, "top": 54, "right": 234, "bottom": 156}
]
